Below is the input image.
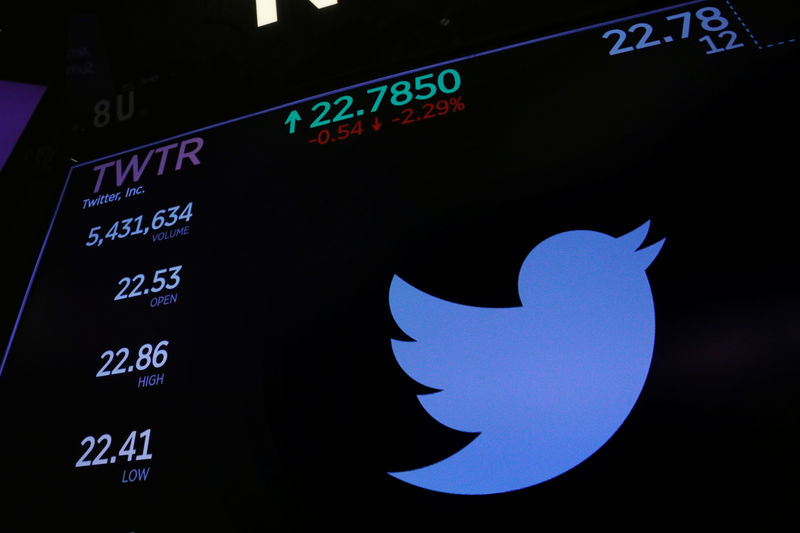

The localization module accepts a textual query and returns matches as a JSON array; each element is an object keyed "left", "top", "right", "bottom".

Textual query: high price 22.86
[{"left": 96, "top": 340, "right": 168, "bottom": 378}]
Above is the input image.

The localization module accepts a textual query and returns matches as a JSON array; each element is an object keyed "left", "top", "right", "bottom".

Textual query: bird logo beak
[{"left": 618, "top": 220, "right": 665, "bottom": 269}]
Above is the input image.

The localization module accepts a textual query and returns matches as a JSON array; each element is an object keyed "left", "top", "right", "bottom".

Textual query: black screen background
[{"left": 1, "top": 1, "right": 798, "bottom": 531}]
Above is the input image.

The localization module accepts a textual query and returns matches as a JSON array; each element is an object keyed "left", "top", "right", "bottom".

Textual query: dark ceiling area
[{"left": 4, "top": 1, "right": 678, "bottom": 157}]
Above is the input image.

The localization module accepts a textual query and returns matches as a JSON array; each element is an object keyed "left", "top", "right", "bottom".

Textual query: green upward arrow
[{"left": 284, "top": 110, "right": 302, "bottom": 134}]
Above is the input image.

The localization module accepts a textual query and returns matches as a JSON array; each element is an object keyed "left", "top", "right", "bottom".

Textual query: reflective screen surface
[{"left": 1, "top": 1, "right": 798, "bottom": 531}]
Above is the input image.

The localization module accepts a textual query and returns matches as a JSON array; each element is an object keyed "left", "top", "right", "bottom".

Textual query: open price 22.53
[{"left": 115, "top": 266, "right": 182, "bottom": 301}]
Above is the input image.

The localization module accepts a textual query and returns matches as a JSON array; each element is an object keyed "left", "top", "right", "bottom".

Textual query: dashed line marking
[{"left": 724, "top": 0, "right": 796, "bottom": 50}]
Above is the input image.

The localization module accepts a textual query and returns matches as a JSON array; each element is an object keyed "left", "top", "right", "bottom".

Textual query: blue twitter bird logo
[{"left": 388, "top": 221, "right": 664, "bottom": 495}]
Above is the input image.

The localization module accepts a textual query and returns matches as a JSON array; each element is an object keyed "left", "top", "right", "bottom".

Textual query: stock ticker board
[{"left": 1, "top": 0, "right": 798, "bottom": 531}]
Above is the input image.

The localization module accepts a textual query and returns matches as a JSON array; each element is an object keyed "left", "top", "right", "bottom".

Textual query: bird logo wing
[{"left": 389, "top": 275, "right": 517, "bottom": 433}]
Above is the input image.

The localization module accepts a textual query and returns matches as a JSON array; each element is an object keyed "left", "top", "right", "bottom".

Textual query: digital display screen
[
  {"left": 1, "top": 1, "right": 797, "bottom": 530},
  {"left": 0, "top": 81, "right": 46, "bottom": 172}
]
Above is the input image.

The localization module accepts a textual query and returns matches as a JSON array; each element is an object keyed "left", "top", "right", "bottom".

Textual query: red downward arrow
[{"left": 372, "top": 117, "right": 383, "bottom": 132}]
